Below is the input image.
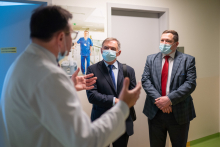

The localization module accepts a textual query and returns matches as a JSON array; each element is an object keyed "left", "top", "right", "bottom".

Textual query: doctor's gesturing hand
[
  {"left": 119, "top": 77, "right": 142, "bottom": 108},
  {"left": 71, "top": 68, "right": 97, "bottom": 91}
]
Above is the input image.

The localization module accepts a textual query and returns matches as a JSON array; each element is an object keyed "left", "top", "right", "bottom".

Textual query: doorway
[{"left": 107, "top": 3, "right": 170, "bottom": 147}]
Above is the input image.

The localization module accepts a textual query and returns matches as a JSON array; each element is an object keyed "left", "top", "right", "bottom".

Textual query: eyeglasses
[
  {"left": 65, "top": 30, "right": 78, "bottom": 40},
  {"left": 103, "top": 46, "right": 117, "bottom": 51},
  {"left": 71, "top": 31, "right": 78, "bottom": 40}
]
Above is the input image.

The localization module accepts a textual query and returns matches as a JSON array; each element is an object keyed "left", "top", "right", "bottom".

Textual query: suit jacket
[
  {"left": 86, "top": 60, "right": 136, "bottom": 136},
  {"left": 142, "top": 51, "right": 197, "bottom": 125}
]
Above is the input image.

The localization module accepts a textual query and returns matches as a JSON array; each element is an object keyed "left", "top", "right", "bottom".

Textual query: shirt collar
[
  {"left": 29, "top": 42, "right": 57, "bottom": 65},
  {"left": 104, "top": 60, "right": 118, "bottom": 69},
  {"left": 162, "top": 50, "right": 176, "bottom": 59}
]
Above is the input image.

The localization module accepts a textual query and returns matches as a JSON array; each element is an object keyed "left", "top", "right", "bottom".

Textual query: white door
[
  {"left": 0, "top": 1, "right": 46, "bottom": 98},
  {"left": 111, "top": 9, "right": 170, "bottom": 147}
]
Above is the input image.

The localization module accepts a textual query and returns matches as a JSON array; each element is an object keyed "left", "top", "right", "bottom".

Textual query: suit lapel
[
  {"left": 155, "top": 53, "right": 162, "bottom": 88},
  {"left": 98, "top": 60, "right": 117, "bottom": 94},
  {"left": 170, "top": 51, "right": 183, "bottom": 85},
  {"left": 117, "top": 62, "right": 124, "bottom": 95}
]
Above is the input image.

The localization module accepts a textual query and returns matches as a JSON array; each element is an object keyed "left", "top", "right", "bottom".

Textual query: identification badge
[{"left": 84, "top": 43, "right": 87, "bottom": 46}]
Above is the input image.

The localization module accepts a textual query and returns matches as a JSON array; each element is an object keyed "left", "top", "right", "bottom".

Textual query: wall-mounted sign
[{"left": 1, "top": 47, "right": 17, "bottom": 53}]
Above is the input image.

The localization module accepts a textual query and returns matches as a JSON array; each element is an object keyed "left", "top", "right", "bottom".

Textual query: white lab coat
[{"left": 0, "top": 43, "right": 129, "bottom": 147}]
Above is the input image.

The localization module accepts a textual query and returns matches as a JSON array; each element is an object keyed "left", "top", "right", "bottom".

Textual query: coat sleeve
[
  {"left": 167, "top": 57, "right": 197, "bottom": 105},
  {"left": 141, "top": 56, "right": 161, "bottom": 104},
  {"left": 33, "top": 73, "right": 129, "bottom": 147},
  {"left": 86, "top": 66, "right": 114, "bottom": 108}
]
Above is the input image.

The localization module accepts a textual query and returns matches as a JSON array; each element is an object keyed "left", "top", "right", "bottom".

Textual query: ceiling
[{"left": 59, "top": 5, "right": 105, "bottom": 32}]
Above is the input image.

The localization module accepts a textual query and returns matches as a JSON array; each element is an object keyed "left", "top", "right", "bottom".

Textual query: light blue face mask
[
  {"left": 102, "top": 50, "right": 117, "bottom": 62},
  {"left": 159, "top": 43, "right": 174, "bottom": 55},
  {"left": 57, "top": 50, "right": 68, "bottom": 62}
]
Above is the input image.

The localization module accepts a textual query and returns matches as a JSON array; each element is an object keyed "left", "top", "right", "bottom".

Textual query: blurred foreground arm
[{"left": 35, "top": 74, "right": 141, "bottom": 147}]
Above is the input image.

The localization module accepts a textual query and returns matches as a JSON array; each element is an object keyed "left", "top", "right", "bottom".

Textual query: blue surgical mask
[
  {"left": 102, "top": 50, "right": 117, "bottom": 62},
  {"left": 159, "top": 43, "right": 174, "bottom": 55},
  {"left": 57, "top": 50, "right": 68, "bottom": 62}
]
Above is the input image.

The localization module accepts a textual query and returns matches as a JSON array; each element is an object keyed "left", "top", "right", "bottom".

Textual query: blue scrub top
[{"left": 77, "top": 37, "right": 93, "bottom": 56}]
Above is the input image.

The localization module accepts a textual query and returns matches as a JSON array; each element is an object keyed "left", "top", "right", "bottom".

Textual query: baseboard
[
  {"left": 187, "top": 132, "right": 220, "bottom": 147},
  {"left": 186, "top": 142, "right": 190, "bottom": 147}
]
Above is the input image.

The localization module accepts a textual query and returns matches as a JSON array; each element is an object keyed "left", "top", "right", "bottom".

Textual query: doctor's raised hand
[
  {"left": 71, "top": 67, "right": 97, "bottom": 91},
  {"left": 119, "top": 77, "right": 142, "bottom": 108}
]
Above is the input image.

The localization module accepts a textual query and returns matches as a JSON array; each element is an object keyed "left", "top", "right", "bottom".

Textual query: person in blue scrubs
[{"left": 76, "top": 31, "right": 93, "bottom": 75}]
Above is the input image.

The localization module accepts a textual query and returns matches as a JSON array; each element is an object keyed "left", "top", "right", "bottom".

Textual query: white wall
[{"left": 52, "top": 0, "right": 220, "bottom": 145}]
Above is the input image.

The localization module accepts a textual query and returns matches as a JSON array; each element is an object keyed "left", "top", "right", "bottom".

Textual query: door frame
[
  {"left": 107, "top": 3, "right": 169, "bottom": 37},
  {"left": 107, "top": 3, "right": 171, "bottom": 147},
  {"left": 0, "top": 0, "right": 47, "bottom": 6}
]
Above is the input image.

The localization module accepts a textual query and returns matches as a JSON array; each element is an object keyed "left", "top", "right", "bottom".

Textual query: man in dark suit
[
  {"left": 86, "top": 38, "right": 136, "bottom": 147},
  {"left": 142, "top": 30, "right": 197, "bottom": 147}
]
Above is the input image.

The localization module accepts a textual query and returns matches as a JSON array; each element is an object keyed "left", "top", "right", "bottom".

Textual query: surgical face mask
[
  {"left": 57, "top": 50, "right": 68, "bottom": 62},
  {"left": 57, "top": 35, "right": 68, "bottom": 62},
  {"left": 102, "top": 50, "right": 118, "bottom": 62},
  {"left": 159, "top": 43, "right": 175, "bottom": 55}
]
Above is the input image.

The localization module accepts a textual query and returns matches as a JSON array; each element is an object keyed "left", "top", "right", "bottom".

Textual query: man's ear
[
  {"left": 57, "top": 32, "right": 65, "bottom": 46},
  {"left": 175, "top": 42, "right": 179, "bottom": 47},
  {"left": 117, "top": 50, "right": 121, "bottom": 56},
  {"left": 101, "top": 48, "right": 103, "bottom": 54}
]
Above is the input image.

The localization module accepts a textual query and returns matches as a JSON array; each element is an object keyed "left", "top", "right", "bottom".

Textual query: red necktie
[{"left": 161, "top": 56, "right": 170, "bottom": 96}]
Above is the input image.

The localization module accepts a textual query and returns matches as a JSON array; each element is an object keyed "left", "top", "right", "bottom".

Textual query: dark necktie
[
  {"left": 108, "top": 65, "right": 116, "bottom": 90},
  {"left": 161, "top": 56, "right": 170, "bottom": 96}
]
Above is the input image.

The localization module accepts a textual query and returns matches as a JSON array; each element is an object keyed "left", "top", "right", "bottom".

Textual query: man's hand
[
  {"left": 154, "top": 96, "right": 171, "bottom": 110},
  {"left": 118, "top": 77, "right": 141, "bottom": 108},
  {"left": 115, "top": 98, "right": 119, "bottom": 104},
  {"left": 71, "top": 68, "right": 97, "bottom": 91},
  {"left": 161, "top": 105, "right": 172, "bottom": 114}
]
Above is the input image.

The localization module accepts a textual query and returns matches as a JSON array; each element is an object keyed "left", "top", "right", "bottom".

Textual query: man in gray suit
[{"left": 142, "top": 30, "right": 197, "bottom": 147}]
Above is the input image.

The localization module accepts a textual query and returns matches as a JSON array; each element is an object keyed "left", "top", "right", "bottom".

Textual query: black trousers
[
  {"left": 107, "top": 132, "right": 129, "bottom": 147},
  {"left": 148, "top": 110, "right": 190, "bottom": 147}
]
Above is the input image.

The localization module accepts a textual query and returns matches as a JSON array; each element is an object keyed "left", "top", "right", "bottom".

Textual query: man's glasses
[
  {"left": 65, "top": 30, "right": 78, "bottom": 40},
  {"left": 71, "top": 31, "right": 78, "bottom": 40},
  {"left": 103, "top": 46, "right": 117, "bottom": 51}
]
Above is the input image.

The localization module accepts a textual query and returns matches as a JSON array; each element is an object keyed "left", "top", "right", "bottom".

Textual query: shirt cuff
[
  {"left": 168, "top": 97, "right": 172, "bottom": 105},
  {"left": 113, "top": 97, "right": 116, "bottom": 106},
  {"left": 116, "top": 101, "right": 129, "bottom": 119}
]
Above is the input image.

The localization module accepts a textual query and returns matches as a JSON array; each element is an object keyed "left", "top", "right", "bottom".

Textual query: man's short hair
[
  {"left": 162, "top": 30, "right": 179, "bottom": 42},
  {"left": 30, "top": 6, "right": 72, "bottom": 42},
  {"left": 102, "top": 38, "right": 121, "bottom": 50}
]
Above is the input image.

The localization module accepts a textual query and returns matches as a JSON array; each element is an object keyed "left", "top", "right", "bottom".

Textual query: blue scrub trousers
[{"left": 81, "top": 56, "right": 90, "bottom": 74}]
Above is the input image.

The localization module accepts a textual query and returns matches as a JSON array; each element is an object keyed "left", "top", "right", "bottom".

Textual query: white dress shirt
[
  {"left": 162, "top": 51, "right": 176, "bottom": 96},
  {"left": 104, "top": 61, "right": 118, "bottom": 106},
  {"left": 0, "top": 43, "right": 129, "bottom": 147}
]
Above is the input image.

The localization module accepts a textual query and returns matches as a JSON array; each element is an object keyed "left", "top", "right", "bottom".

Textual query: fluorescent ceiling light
[
  {"left": 85, "top": 8, "right": 105, "bottom": 23},
  {"left": 0, "top": 1, "right": 36, "bottom": 6},
  {"left": 90, "top": 8, "right": 104, "bottom": 17}
]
